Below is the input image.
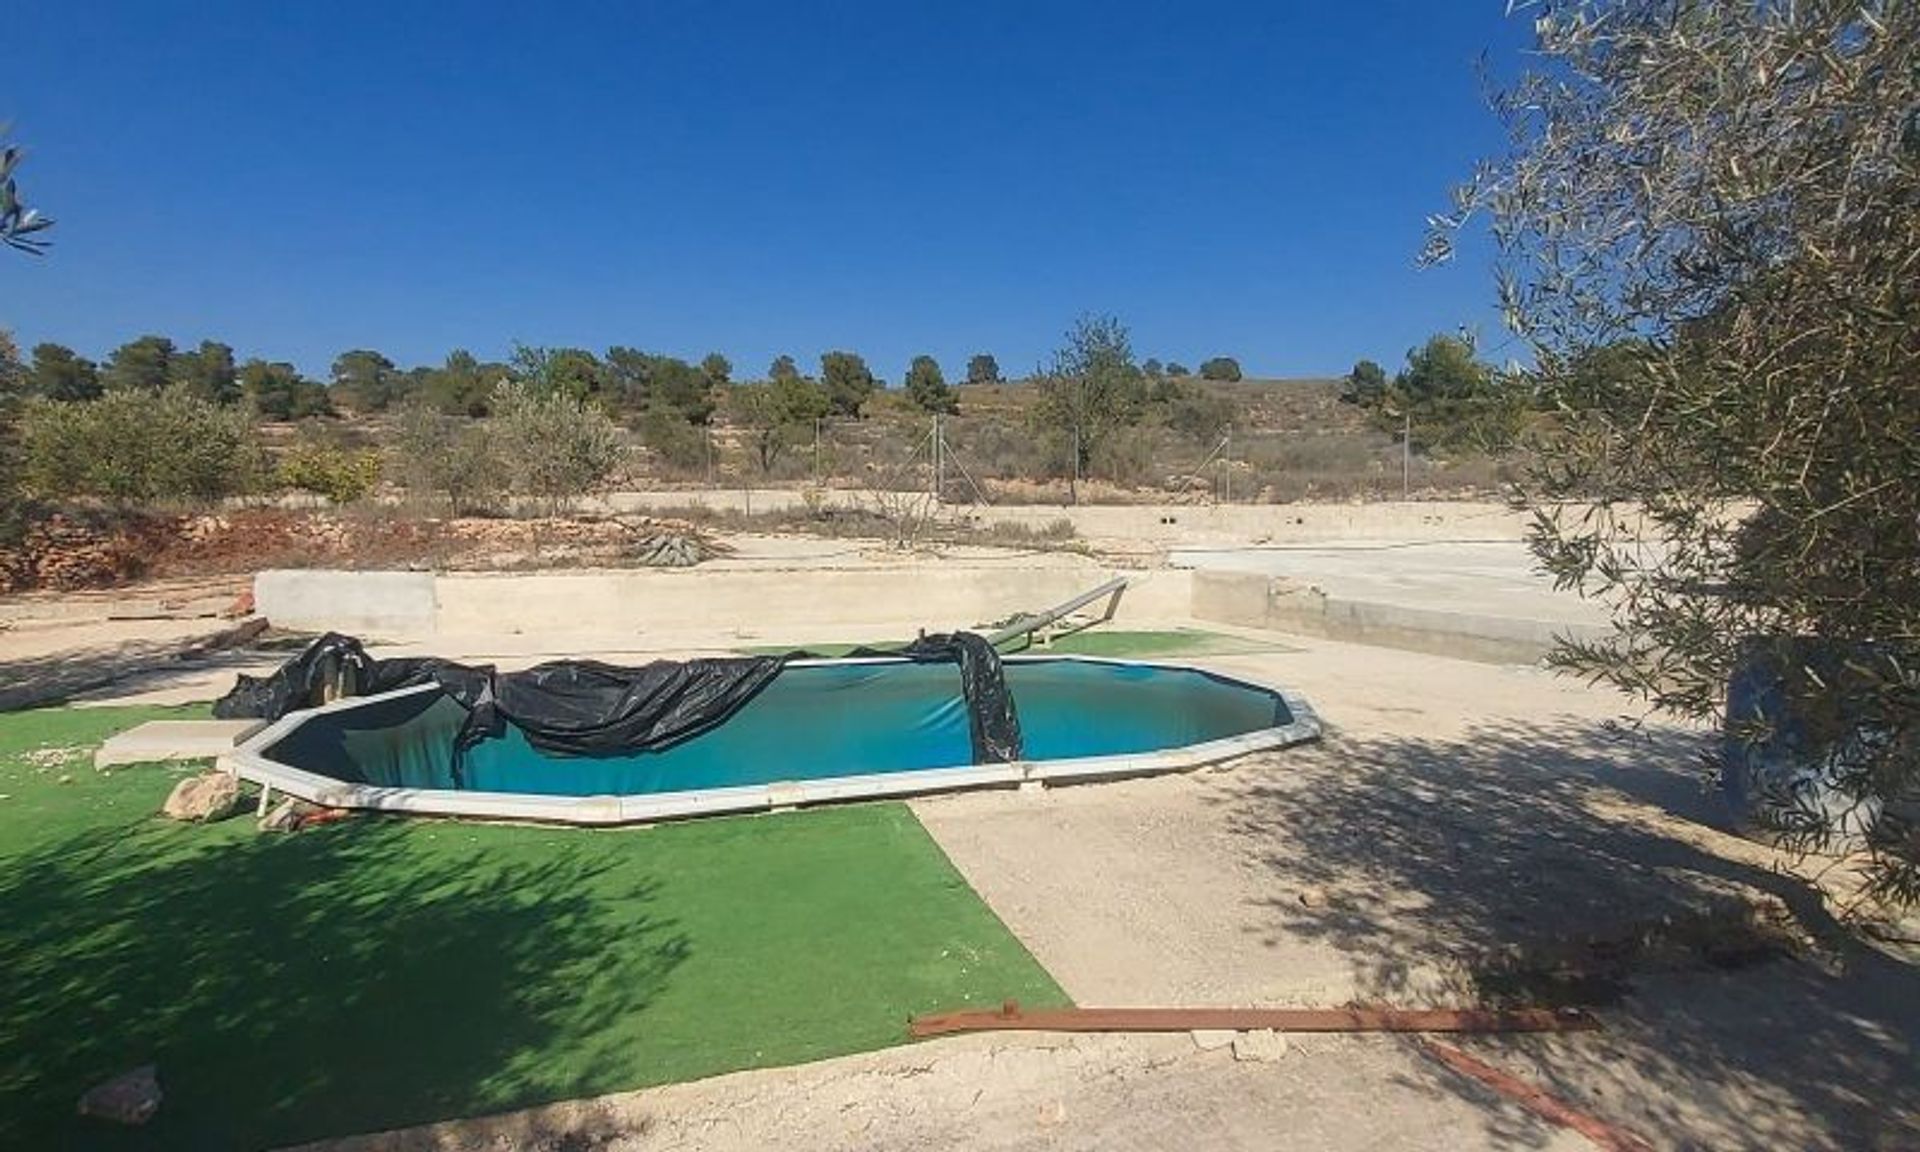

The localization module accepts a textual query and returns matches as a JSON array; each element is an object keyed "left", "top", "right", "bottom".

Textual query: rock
[
  {"left": 76, "top": 1064, "right": 162, "bottom": 1125},
  {"left": 1191, "top": 1029, "right": 1238, "bottom": 1051},
  {"left": 259, "top": 796, "right": 319, "bottom": 832},
  {"left": 1298, "top": 886, "right": 1330, "bottom": 909},
  {"left": 162, "top": 772, "right": 242, "bottom": 823},
  {"left": 1231, "top": 1029, "right": 1290, "bottom": 1063}
]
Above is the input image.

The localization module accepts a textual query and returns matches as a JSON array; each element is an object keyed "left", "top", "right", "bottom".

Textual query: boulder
[
  {"left": 161, "top": 772, "right": 242, "bottom": 823},
  {"left": 76, "top": 1064, "right": 162, "bottom": 1125}
]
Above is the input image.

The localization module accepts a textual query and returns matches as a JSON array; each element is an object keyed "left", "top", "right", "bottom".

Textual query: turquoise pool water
[{"left": 264, "top": 658, "right": 1292, "bottom": 798}]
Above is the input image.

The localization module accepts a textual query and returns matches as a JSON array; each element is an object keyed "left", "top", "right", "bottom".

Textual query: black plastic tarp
[
  {"left": 825, "top": 632, "right": 1023, "bottom": 763},
  {"left": 215, "top": 633, "right": 784, "bottom": 761},
  {"left": 216, "top": 628, "right": 1023, "bottom": 766},
  {"left": 452, "top": 656, "right": 787, "bottom": 758}
]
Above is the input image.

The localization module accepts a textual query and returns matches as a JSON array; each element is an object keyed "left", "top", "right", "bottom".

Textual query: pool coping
[{"left": 219, "top": 655, "right": 1323, "bottom": 826}]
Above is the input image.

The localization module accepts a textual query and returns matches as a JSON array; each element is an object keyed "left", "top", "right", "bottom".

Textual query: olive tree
[
  {"left": 489, "top": 379, "right": 623, "bottom": 514},
  {"left": 0, "top": 132, "right": 53, "bottom": 254},
  {"left": 1427, "top": 2, "right": 1920, "bottom": 903}
]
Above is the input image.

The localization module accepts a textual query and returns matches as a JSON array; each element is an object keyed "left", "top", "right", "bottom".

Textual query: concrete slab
[
  {"left": 910, "top": 636, "right": 1920, "bottom": 1150},
  {"left": 95, "top": 719, "right": 265, "bottom": 768},
  {"left": 1172, "top": 540, "right": 1604, "bottom": 627},
  {"left": 1187, "top": 565, "right": 1610, "bottom": 665}
]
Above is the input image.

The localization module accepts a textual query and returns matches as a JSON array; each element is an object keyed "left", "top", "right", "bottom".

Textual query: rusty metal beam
[
  {"left": 1417, "top": 1038, "right": 1653, "bottom": 1152},
  {"left": 908, "top": 1001, "right": 1600, "bottom": 1039}
]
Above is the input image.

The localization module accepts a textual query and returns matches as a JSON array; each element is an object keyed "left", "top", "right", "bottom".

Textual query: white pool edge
[{"left": 221, "top": 656, "right": 1323, "bottom": 826}]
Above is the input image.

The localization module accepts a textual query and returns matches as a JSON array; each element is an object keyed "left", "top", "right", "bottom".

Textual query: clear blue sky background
[{"left": 2, "top": 1, "right": 1530, "bottom": 383}]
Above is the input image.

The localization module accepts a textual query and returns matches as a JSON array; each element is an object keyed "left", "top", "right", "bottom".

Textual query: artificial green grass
[
  {"left": 0, "top": 707, "right": 1066, "bottom": 1151},
  {"left": 747, "top": 627, "right": 1292, "bottom": 660}
]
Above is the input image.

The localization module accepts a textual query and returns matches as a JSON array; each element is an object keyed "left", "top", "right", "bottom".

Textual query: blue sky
[{"left": 2, "top": 2, "right": 1530, "bottom": 382}]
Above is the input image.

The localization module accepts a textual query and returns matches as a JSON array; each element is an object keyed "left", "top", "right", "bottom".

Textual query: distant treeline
[{"left": 11, "top": 335, "right": 1249, "bottom": 425}]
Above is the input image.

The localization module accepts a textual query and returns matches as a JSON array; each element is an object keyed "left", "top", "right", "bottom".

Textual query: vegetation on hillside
[
  {"left": 1342, "top": 334, "right": 1524, "bottom": 454},
  {"left": 0, "top": 113, "right": 1516, "bottom": 524}
]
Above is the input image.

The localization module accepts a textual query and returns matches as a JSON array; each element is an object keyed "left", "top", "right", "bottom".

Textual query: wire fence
[{"left": 632, "top": 404, "right": 1508, "bottom": 510}]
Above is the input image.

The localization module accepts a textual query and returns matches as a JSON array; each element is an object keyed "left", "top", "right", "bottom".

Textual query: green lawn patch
[
  {"left": 746, "top": 627, "right": 1291, "bottom": 660},
  {"left": 0, "top": 707, "right": 1065, "bottom": 1150}
]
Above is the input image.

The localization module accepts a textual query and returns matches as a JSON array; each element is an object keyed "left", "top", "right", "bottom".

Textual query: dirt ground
[
  {"left": 7, "top": 502, "right": 1916, "bottom": 1151},
  {"left": 0, "top": 506, "right": 734, "bottom": 595}
]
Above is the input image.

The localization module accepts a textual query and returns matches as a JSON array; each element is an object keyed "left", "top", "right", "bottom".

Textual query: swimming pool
[{"left": 224, "top": 656, "right": 1320, "bottom": 824}]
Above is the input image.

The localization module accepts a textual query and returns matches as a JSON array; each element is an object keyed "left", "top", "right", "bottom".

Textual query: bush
[
  {"left": 1199, "top": 357, "right": 1242, "bottom": 382},
  {"left": 489, "top": 380, "right": 624, "bottom": 513},
  {"left": 17, "top": 387, "right": 260, "bottom": 504},
  {"left": 1089, "top": 426, "right": 1155, "bottom": 489},
  {"left": 277, "top": 439, "right": 383, "bottom": 504},
  {"left": 1157, "top": 381, "right": 1235, "bottom": 445},
  {"left": 392, "top": 403, "right": 509, "bottom": 515},
  {"left": 637, "top": 407, "right": 708, "bottom": 475},
  {"left": 974, "top": 517, "right": 1076, "bottom": 546}
]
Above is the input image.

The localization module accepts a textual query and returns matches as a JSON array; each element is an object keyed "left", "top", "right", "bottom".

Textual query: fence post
[{"left": 1402, "top": 410, "right": 1411, "bottom": 499}]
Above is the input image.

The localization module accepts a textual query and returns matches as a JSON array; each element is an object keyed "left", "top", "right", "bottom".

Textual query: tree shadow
[
  {"left": 1216, "top": 717, "right": 1920, "bottom": 1150},
  {"left": 0, "top": 639, "right": 276, "bottom": 711},
  {"left": 0, "top": 817, "right": 688, "bottom": 1150}
]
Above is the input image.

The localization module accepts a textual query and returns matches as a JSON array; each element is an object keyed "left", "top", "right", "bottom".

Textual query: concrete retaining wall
[
  {"left": 1191, "top": 569, "right": 1610, "bottom": 665},
  {"left": 254, "top": 569, "right": 438, "bottom": 638},
  {"left": 253, "top": 565, "right": 1190, "bottom": 643},
  {"left": 436, "top": 565, "right": 1189, "bottom": 638},
  {"left": 254, "top": 563, "right": 1602, "bottom": 665}
]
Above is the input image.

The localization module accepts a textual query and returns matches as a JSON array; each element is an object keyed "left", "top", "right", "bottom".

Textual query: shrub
[
  {"left": 1159, "top": 383, "right": 1235, "bottom": 445},
  {"left": 974, "top": 517, "right": 1076, "bottom": 546},
  {"left": 637, "top": 406, "right": 708, "bottom": 475},
  {"left": 1199, "top": 356, "right": 1242, "bottom": 382},
  {"left": 489, "top": 379, "right": 624, "bottom": 514},
  {"left": 1089, "top": 425, "right": 1154, "bottom": 489},
  {"left": 277, "top": 439, "right": 383, "bottom": 504},
  {"left": 392, "top": 403, "right": 509, "bottom": 515},
  {"left": 17, "top": 387, "right": 260, "bottom": 504}
]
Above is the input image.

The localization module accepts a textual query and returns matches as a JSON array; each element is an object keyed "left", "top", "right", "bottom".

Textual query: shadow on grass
[
  {"left": 0, "top": 818, "right": 688, "bottom": 1151},
  {"left": 1218, "top": 717, "right": 1920, "bottom": 1150}
]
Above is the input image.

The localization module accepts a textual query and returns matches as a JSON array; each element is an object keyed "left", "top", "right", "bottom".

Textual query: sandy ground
[
  {"left": 299, "top": 1031, "right": 1595, "bottom": 1152},
  {"left": 911, "top": 636, "right": 1920, "bottom": 1151},
  {"left": 0, "top": 575, "right": 257, "bottom": 710}
]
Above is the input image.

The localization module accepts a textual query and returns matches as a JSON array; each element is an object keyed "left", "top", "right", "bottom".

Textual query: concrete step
[{"left": 95, "top": 719, "right": 266, "bottom": 768}]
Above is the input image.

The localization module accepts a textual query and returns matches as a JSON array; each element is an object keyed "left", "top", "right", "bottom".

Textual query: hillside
[{"left": 633, "top": 376, "right": 1511, "bottom": 503}]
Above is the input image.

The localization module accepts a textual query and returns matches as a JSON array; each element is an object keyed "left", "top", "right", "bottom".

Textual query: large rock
[
  {"left": 76, "top": 1064, "right": 162, "bottom": 1125},
  {"left": 161, "top": 772, "right": 241, "bottom": 823}
]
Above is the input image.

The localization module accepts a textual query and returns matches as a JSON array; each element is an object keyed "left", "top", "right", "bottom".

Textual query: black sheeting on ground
[
  {"left": 216, "top": 629, "right": 1023, "bottom": 766},
  {"left": 214, "top": 632, "right": 784, "bottom": 764}
]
